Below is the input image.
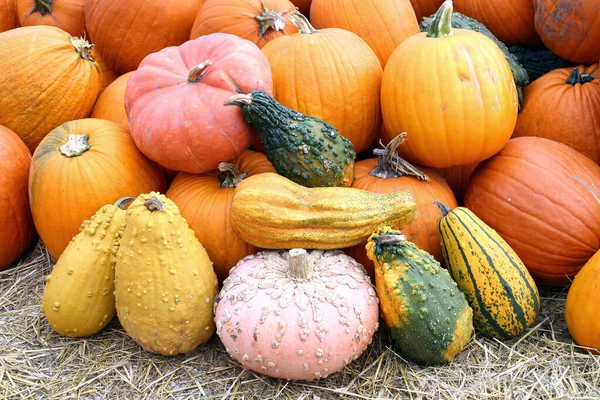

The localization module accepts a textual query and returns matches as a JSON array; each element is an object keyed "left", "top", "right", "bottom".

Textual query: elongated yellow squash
[
  {"left": 115, "top": 192, "right": 218, "bottom": 356},
  {"left": 229, "top": 172, "right": 417, "bottom": 249},
  {"left": 42, "top": 197, "right": 134, "bottom": 337},
  {"left": 437, "top": 203, "right": 540, "bottom": 339}
]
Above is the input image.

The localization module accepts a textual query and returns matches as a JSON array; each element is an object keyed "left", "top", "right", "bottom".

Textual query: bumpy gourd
[
  {"left": 42, "top": 197, "right": 133, "bottom": 337},
  {"left": 230, "top": 173, "right": 417, "bottom": 249},
  {"left": 115, "top": 192, "right": 218, "bottom": 356},
  {"left": 225, "top": 90, "right": 356, "bottom": 188},
  {"left": 437, "top": 203, "right": 540, "bottom": 339},
  {"left": 366, "top": 227, "right": 473, "bottom": 365}
]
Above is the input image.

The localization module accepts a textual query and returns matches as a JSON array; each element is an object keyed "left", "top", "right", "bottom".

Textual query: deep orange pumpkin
[
  {"left": 29, "top": 118, "right": 167, "bottom": 260},
  {"left": 84, "top": 0, "right": 203, "bottom": 75},
  {"left": 261, "top": 14, "right": 382, "bottom": 155},
  {"left": 435, "top": 162, "right": 479, "bottom": 205},
  {"left": 309, "top": 0, "right": 419, "bottom": 67},
  {"left": 464, "top": 137, "right": 600, "bottom": 286},
  {"left": 0, "top": 126, "right": 34, "bottom": 270},
  {"left": 166, "top": 150, "right": 276, "bottom": 282},
  {"left": 290, "top": 0, "right": 311, "bottom": 15},
  {"left": 190, "top": 0, "right": 298, "bottom": 48},
  {"left": 534, "top": 0, "right": 600, "bottom": 65},
  {"left": 17, "top": 0, "right": 86, "bottom": 37},
  {"left": 0, "top": 0, "right": 19, "bottom": 32},
  {"left": 91, "top": 71, "right": 133, "bottom": 129},
  {"left": 125, "top": 33, "right": 273, "bottom": 174},
  {"left": 409, "top": 0, "right": 444, "bottom": 22}
]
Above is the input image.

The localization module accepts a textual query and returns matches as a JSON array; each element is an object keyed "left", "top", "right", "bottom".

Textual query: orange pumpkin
[
  {"left": 0, "top": 0, "right": 19, "bottom": 32},
  {"left": 290, "top": 0, "right": 311, "bottom": 15},
  {"left": 0, "top": 126, "right": 34, "bottom": 270},
  {"left": 512, "top": 65, "right": 600, "bottom": 164},
  {"left": 29, "top": 118, "right": 167, "bottom": 260},
  {"left": 310, "top": 0, "right": 419, "bottom": 67},
  {"left": 0, "top": 26, "right": 102, "bottom": 151},
  {"left": 17, "top": 0, "right": 86, "bottom": 37},
  {"left": 381, "top": 1, "right": 518, "bottom": 168},
  {"left": 166, "top": 150, "right": 276, "bottom": 282},
  {"left": 345, "top": 134, "right": 457, "bottom": 279},
  {"left": 92, "top": 50, "right": 119, "bottom": 92},
  {"left": 409, "top": 0, "right": 443, "bottom": 22},
  {"left": 435, "top": 162, "right": 479, "bottom": 205},
  {"left": 84, "top": 0, "right": 203, "bottom": 75},
  {"left": 91, "top": 71, "right": 133, "bottom": 129},
  {"left": 190, "top": 0, "right": 298, "bottom": 48},
  {"left": 261, "top": 13, "right": 382, "bottom": 155}
]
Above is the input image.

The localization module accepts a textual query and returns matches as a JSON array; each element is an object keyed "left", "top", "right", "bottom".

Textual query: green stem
[
  {"left": 369, "top": 133, "right": 430, "bottom": 181},
  {"left": 31, "top": 0, "right": 53, "bottom": 15},
  {"left": 59, "top": 134, "right": 90, "bottom": 157},
  {"left": 435, "top": 201, "right": 452, "bottom": 216},
  {"left": 426, "top": 0, "right": 454, "bottom": 38},
  {"left": 566, "top": 68, "right": 594, "bottom": 85},
  {"left": 288, "top": 12, "right": 318, "bottom": 34}
]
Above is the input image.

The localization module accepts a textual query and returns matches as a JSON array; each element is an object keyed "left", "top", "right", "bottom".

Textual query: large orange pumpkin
[
  {"left": 464, "top": 137, "right": 600, "bottom": 286},
  {"left": 534, "top": 0, "right": 600, "bottom": 65},
  {"left": 84, "top": 0, "right": 203, "bottom": 75},
  {"left": 190, "top": 0, "right": 298, "bottom": 48},
  {"left": 91, "top": 71, "right": 133, "bottom": 129},
  {"left": 309, "top": 0, "right": 419, "bottom": 67},
  {"left": 513, "top": 65, "right": 600, "bottom": 164},
  {"left": 0, "top": 0, "right": 19, "bottom": 32},
  {"left": 166, "top": 150, "right": 276, "bottom": 282},
  {"left": 409, "top": 0, "right": 444, "bottom": 22},
  {"left": 17, "top": 0, "right": 86, "bottom": 37},
  {"left": 0, "top": 26, "right": 102, "bottom": 151},
  {"left": 29, "top": 118, "right": 167, "bottom": 260},
  {"left": 261, "top": 13, "right": 382, "bottom": 155},
  {"left": 381, "top": 1, "right": 518, "bottom": 168},
  {"left": 0, "top": 126, "right": 34, "bottom": 270}
]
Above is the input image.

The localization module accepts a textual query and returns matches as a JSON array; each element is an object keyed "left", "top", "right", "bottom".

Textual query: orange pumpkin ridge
[{"left": 0, "top": 0, "right": 19, "bottom": 32}]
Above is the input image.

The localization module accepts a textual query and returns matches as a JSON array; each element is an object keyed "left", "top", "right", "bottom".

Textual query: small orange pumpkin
[
  {"left": 17, "top": 0, "right": 86, "bottom": 37},
  {"left": 91, "top": 71, "right": 133, "bottom": 129}
]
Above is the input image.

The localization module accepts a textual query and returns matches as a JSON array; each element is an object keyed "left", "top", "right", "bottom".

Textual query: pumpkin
[
  {"left": 464, "top": 137, "right": 600, "bottom": 286},
  {"left": 512, "top": 65, "right": 600, "bottom": 164},
  {"left": 534, "top": 0, "right": 600, "bottom": 65},
  {"left": 435, "top": 163, "right": 478, "bottom": 205},
  {"left": 565, "top": 248, "right": 600, "bottom": 354},
  {"left": 84, "top": 0, "right": 203, "bottom": 75},
  {"left": 453, "top": 0, "right": 542, "bottom": 48},
  {"left": 0, "top": 0, "right": 19, "bottom": 32},
  {"left": 229, "top": 172, "right": 416, "bottom": 250},
  {"left": 381, "top": 1, "right": 518, "bottom": 168},
  {"left": 92, "top": 50, "right": 119, "bottom": 92},
  {"left": 0, "top": 26, "right": 102, "bottom": 151},
  {"left": 409, "top": 0, "right": 443, "bottom": 22},
  {"left": 345, "top": 134, "right": 457, "bottom": 279},
  {"left": 261, "top": 13, "right": 382, "bottom": 155},
  {"left": 214, "top": 248, "right": 379, "bottom": 380},
  {"left": 366, "top": 227, "right": 473, "bottom": 365},
  {"left": 437, "top": 203, "right": 540, "bottom": 340},
  {"left": 115, "top": 192, "right": 218, "bottom": 356},
  {"left": 125, "top": 33, "right": 273, "bottom": 174},
  {"left": 290, "top": 0, "right": 311, "bottom": 15},
  {"left": 309, "top": 0, "right": 419, "bottom": 67},
  {"left": 0, "top": 125, "right": 34, "bottom": 270},
  {"left": 166, "top": 150, "right": 276, "bottom": 282},
  {"left": 91, "top": 71, "right": 133, "bottom": 129},
  {"left": 29, "top": 118, "right": 166, "bottom": 260},
  {"left": 17, "top": 0, "right": 86, "bottom": 37},
  {"left": 41, "top": 197, "right": 133, "bottom": 337},
  {"left": 190, "top": 0, "right": 298, "bottom": 48},
  {"left": 225, "top": 90, "right": 356, "bottom": 188}
]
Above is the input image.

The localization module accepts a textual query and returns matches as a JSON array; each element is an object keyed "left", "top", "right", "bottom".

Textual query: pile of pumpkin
[{"left": 1, "top": 0, "right": 600, "bottom": 381}]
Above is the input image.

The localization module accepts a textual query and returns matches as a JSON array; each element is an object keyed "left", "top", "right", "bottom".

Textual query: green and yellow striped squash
[
  {"left": 366, "top": 226, "right": 473, "bottom": 365},
  {"left": 436, "top": 203, "right": 540, "bottom": 340}
]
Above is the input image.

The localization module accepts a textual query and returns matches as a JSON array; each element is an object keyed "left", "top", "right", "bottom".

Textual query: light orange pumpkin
[
  {"left": 29, "top": 118, "right": 167, "bottom": 260},
  {"left": 91, "top": 71, "right": 133, "bottom": 129},
  {"left": 0, "top": 0, "right": 19, "bottom": 32},
  {"left": 17, "top": 0, "right": 86, "bottom": 37}
]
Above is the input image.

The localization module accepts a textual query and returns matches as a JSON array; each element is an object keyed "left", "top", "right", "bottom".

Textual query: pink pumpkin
[
  {"left": 214, "top": 249, "right": 379, "bottom": 380},
  {"left": 125, "top": 33, "right": 273, "bottom": 174}
]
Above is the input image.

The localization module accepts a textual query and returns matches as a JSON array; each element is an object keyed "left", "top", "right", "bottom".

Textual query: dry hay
[{"left": 1, "top": 241, "right": 599, "bottom": 400}]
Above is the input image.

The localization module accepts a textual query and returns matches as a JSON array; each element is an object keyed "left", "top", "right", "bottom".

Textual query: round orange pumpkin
[
  {"left": 261, "top": 13, "right": 382, "bottom": 155},
  {"left": 91, "top": 50, "right": 118, "bottom": 92},
  {"left": 512, "top": 65, "right": 600, "bottom": 164},
  {"left": 0, "top": 26, "right": 102, "bottom": 151},
  {"left": 381, "top": 1, "right": 518, "bottom": 168},
  {"left": 435, "top": 162, "right": 479, "bottom": 205},
  {"left": 84, "top": 0, "right": 203, "bottom": 75},
  {"left": 464, "top": 137, "right": 600, "bottom": 286},
  {"left": 0, "top": 0, "right": 19, "bottom": 32},
  {"left": 190, "top": 0, "right": 298, "bottom": 48},
  {"left": 17, "top": 0, "right": 86, "bottom": 37},
  {"left": 29, "top": 118, "right": 167, "bottom": 260},
  {"left": 409, "top": 0, "right": 444, "bottom": 22},
  {"left": 166, "top": 150, "right": 276, "bottom": 282},
  {"left": 91, "top": 71, "right": 133, "bottom": 129},
  {"left": 0, "top": 126, "right": 34, "bottom": 270},
  {"left": 309, "top": 0, "right": 419, "bottom": 67}
]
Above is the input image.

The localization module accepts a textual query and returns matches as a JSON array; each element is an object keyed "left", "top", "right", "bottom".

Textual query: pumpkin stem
[
  {"left": 370, "top": 133, "right": 430, "bottom": 181},
  {"left": 218, "top": 162, "right": 248, "bottom": 188},
  {"left": 288, "top": 248, "right": 311, "bottom": 280},
  {"left": 224, "top": 93, "right": 253, "bottom": 107},
  {"left": 255, "top": 2, "right": 292, "bottom": 37},
  {"left": 115, "top": 197, "right": 136, "bottom": 210},
  {"left": 566, "top": 67, "right": 594, "bottom": 85},
  {"left": 187, "top": 60, "right": 213, "bottom": 84},
  {"left": 69, "top": 36, "right": 95, "bottom": 62},
  {"left": 426, "top": 0, "right": 454, "bottom": 38},
  {"left": 289, "top": 12, "right": 318, "bottom": 34},
  {"left": 29, "top": 0, "right": 53, "bottom": 15},
  {"left": 435, "top": 201, "right": 452, "bottom": 216},
  {"left": 373, "top": 232, "right": 407, "bottom": 246},
  {"left": 144, "top": 196, "right": 165, "bottom": 212},
  {"left": 59, "top": 134, "right": 90, "bottom": 157}
]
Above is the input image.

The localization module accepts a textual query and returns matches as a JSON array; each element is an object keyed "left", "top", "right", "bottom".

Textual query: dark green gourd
[{"left": 224, "top": 90, "right": 356, "bottom": 188}]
